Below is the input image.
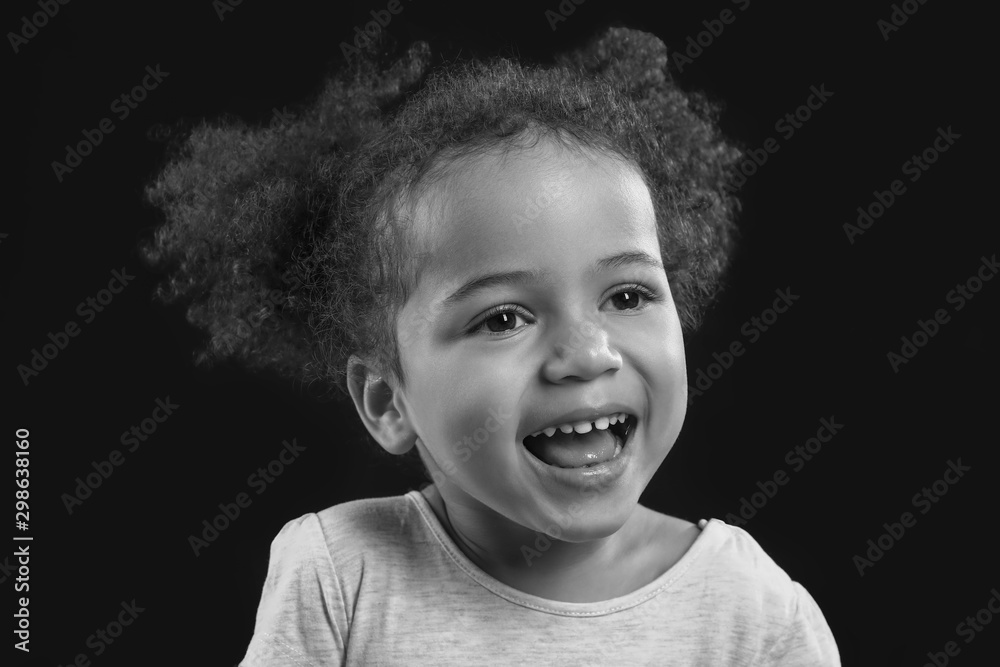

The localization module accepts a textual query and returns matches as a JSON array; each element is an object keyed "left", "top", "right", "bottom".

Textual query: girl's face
[{"left": 393, "top": 138, "right": 687, "bottom": 542}]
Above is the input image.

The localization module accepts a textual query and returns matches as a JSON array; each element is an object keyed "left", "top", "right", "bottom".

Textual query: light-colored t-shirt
[{"left": 240, "top": 490, "right": 840, "bottom": 666}]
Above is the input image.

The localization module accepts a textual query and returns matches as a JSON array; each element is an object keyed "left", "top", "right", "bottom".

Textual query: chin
[{"left": 534, "top": 493, "right": 639, "bottom": 543}]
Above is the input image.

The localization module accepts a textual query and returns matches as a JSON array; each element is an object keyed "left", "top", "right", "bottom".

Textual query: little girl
[{"left": 144, "top": 27, "right": 840, "bottom": 665}]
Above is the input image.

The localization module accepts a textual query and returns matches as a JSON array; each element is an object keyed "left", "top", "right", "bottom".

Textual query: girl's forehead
[
  {"left": 404, "top": 141, "right": 659, "bottom": 292},
  {"left": 410, "top": 141, "right": 650, "bottom": 242}
]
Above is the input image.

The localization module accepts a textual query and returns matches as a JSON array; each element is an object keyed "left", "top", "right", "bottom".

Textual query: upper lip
[{"left": 521, "top": 403, "right": 637, "bottom": 441}]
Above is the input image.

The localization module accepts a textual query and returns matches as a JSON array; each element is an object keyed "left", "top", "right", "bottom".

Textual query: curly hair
[{"left": 141, "top": 26, "right": 741, "bottom": 402}]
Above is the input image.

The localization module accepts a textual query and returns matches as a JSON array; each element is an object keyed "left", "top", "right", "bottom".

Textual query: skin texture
[{"left": 348, "top": 137, "right": 698, "bottom": 603}]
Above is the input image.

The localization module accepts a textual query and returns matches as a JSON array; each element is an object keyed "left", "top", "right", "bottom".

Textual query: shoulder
[
  {"left": 635, "top": 509, "right": 805, "bottom": 612},
  {"left": 312, "top": 493, "right": 415, "bottom": 538},
  {"left": 702, "top": 520, "right": 841, "bottom": 663},
  {"left": 685, "top": 520, "right": 841, "bottom": 663},
  {"left": 697, "top": 519, "right": 800, "bottom": 597},
  {"left": 259, "top": 493, "right": 425, "bottom": 601},
  {"left": 270, "top": 493, "right": 424, "bottom": 567},
  {"left": 691, "top": 520, "right": 832, "bottom": 630},
  {"left": 245, "top": 499, "right": 418, "bottom": 664}
]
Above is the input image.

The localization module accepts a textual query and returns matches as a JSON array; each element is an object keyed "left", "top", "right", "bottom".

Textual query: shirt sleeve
[
  {"left": 761, "top": 582, "right": 841, "bottom": 666},
  {"left": 239, "top": 514, "right": 349, "bottom": 667}
]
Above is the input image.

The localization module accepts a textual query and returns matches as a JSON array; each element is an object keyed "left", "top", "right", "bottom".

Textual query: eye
[
  {"left": 470, "top": 305, "right": 532, "bottom": 336},
  {"left": 606, "top": 284, "right": 659, "bottom": 311},
  {"left": 483, "top": 312, "right": 520, "bottom": 333},
  {"left": 610, "top": 290, "right": 642, "bottom": 310}
]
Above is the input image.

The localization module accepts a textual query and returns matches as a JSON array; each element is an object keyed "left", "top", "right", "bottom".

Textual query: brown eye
[
  {"left": 471, "top": 306, "right": 531, "bottom": 336},
  {"left": 485, "top": 312, "right": 518, "bottom": 332},
  {"left": 611, "top": 290, "right": 642, "bottom": 310}
]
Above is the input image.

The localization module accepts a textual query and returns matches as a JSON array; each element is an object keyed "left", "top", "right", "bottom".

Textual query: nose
[{"left": 541, "top": 317, "right": 622, "bottom": 383}]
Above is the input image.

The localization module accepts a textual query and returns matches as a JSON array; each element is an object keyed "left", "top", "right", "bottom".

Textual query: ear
[{"left": 346, "top": 355, "right": 415, "bottom": 455}]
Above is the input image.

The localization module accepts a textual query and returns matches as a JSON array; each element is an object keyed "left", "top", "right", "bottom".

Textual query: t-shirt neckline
[{"left": 404, "top": 489, "right": 722, "bottom": 617}]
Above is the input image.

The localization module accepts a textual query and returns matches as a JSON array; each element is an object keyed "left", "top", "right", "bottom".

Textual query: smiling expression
[{"left": 390, "top": 136, "right": 688, "bottom": 542}]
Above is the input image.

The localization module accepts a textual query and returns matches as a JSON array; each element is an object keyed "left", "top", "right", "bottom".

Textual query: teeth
[{"left": 528, "top": 413, "right": 631, "bottom": 439}]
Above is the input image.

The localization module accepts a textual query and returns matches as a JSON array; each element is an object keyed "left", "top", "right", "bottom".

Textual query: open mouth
[{"left": 522, "top": 414, "right": 636, "bottom": 469}]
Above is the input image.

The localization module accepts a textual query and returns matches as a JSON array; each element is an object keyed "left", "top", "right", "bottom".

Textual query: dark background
[{"left": 6, "top": 0, "right": 995, "bottom": 665}]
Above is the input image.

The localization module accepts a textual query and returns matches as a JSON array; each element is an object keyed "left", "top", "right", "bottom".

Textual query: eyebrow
[
  {"left": 442, "top": 250, "right": 664, "bottom": 307},
  {"left": 595, "top": 250, "right": 664, "bottom": 273}
]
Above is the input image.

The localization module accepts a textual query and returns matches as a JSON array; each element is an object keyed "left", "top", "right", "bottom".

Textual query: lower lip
[{"left": 521, "top": 429, "right": 633, "bottom": 487}]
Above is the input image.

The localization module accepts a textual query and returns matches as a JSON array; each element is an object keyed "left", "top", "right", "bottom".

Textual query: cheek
[
  {"left": 623, "top": 308, "right": 688, "bottom": 436},
  {"left": 654, "top": 311, "right": 689, "bottom": 436},
  {"left": 631, "top": 307, "right": 686, "bottom": 381},
  {"left": 650, "top": 343, "right": 687, "bottom": 410},
  {"left": 661, "top": 327, "right": 687, "bottom": 405},
  {"left": 664, "top": 330, "right": 687, "bottom": 387},
  {"left": 407, "top": 349, "right": 522, "bottom": 466}
]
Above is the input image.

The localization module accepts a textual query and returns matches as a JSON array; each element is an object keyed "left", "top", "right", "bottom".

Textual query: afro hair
[{"left": 141, "top": 26, "right": 742, "bottom": 401}]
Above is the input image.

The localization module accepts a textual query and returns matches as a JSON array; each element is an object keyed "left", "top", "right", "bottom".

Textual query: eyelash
[
  {"left": 609, "top": 283, "right": 661, "bottom": 311},
  {"left": 470, "top": 304, "right": 534, "bottom": 336},
  {"left": 468, "top": 283, "right": 662, "bottom": 336}
]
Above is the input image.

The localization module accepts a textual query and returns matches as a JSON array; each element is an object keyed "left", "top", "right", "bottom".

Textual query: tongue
[{"left": 525, "top": 429, "right": 618, "bottom": 468}]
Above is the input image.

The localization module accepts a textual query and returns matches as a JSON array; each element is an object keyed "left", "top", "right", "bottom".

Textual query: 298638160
[
  {"left": 15, "top": 429, "right": 30, "bottom": 531},
  {"left": 14, "top": 428, "right": 32, "bottom": 653}
]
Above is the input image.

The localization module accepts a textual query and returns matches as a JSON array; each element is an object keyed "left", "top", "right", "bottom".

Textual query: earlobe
[{"left": 346, "top": 355, "right": 415, "bottom": 455}]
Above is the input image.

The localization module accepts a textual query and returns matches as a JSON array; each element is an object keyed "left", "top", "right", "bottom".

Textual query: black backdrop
[{"left": 6, "top": 0, "right": 996, "bottom": 665}]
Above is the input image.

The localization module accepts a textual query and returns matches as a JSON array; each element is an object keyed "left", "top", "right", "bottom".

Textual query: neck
[{"left": 420, "top": 483, "right": 650, "bottom": 603}]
